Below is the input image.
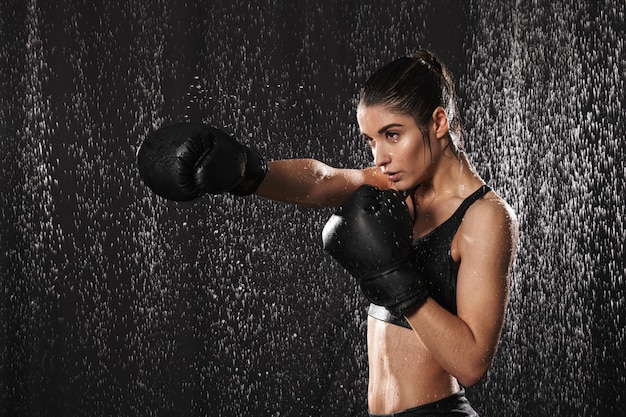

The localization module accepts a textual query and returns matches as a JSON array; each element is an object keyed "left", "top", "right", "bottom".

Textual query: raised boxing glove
[
  {"left": 137, "top": 122, "right": 268, "bottom": 201},
  {"left": 322, "top": 185, "right": 429, "bottom": 315}
]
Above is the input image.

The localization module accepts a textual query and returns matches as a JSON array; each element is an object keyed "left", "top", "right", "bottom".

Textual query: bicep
[
  {"left": 256, "top": 159, "right": 389, "bottom": 207},
  {"left": 455, "top": 201, "right": 518, "bottom": 359}
]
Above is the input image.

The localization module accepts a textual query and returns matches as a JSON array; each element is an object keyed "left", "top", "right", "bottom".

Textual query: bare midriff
[{"left": 367, "top": 316, "right": 460, "bottom": 414}]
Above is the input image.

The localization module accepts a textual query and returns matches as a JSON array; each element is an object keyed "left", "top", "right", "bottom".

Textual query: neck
[{"left": 417, "top": 151, "right": 483, "bottom": 200}]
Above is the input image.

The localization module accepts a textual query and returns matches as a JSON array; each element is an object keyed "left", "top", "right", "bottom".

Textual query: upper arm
[
  {"left": 255, "top": 159, "right": 391, "bottom": 207},
  {"left": 455, "top": 197, "right": 519, "bottom": 363}
]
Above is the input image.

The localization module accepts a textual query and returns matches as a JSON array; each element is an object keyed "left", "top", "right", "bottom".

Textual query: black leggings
[{"left": 368, "top": 389, "right": 478, "bottom": 417}]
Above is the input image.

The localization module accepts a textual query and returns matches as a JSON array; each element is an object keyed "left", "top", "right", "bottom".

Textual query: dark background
[{"left": 1, "top": 1, "right": 624, "bottom": 416}]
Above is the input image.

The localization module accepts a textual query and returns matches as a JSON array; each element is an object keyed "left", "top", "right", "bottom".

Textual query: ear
[{"left": 431, "top": 107, "right": 449, "bottom": 139}]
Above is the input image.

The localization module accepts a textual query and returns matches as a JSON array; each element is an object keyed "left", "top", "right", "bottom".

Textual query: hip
[{"left": 368, "top": 388, "right": 478, "bottom": 417}]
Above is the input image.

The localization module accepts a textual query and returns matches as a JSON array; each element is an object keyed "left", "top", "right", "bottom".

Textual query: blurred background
[{"left": 1, "top": 0, "right": 624, "bottom": 416}]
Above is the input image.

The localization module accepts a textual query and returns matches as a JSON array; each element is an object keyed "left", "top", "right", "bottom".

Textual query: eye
[{"left": 385, "top": 131, "right": 399, "bottom": 142}]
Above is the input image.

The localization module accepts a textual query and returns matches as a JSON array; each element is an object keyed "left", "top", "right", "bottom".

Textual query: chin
[{"left": 395, "top": 180, "right": 417, "bottom": 192}]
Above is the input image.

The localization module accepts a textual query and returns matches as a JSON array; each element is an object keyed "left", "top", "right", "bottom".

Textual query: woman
[{"left": 137, "top": 49, "right": 519, "bottom": 416}]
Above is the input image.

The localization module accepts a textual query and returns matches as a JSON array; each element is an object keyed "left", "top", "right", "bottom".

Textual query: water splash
[
  {"left": 1, "top": 0, "right": 624, "bottom": 416},
  {"left": 463, "top": 1, "right": 625, "bottom": 414}
]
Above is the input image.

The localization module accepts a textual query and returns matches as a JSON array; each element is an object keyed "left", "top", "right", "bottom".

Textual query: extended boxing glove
[
  {"left": 136, "top": 122, "right": 268, "bottom": 201},
  {"left": 322, "top": 185, "right": 428, "bottom": 315}
]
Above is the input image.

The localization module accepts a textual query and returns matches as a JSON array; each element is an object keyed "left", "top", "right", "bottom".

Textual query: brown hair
[{"left": 359, "top": 49, "right": 463, "bottom": 154}]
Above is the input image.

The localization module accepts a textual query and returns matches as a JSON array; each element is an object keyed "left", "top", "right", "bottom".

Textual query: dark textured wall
[{"left": 1, "top": 1, "right": 624, "bottom": 416}]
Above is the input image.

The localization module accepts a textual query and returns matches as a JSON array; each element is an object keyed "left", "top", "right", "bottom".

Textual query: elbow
[
  {"left": 299, "top": 162, "right": 347, "bottom": 208},
  {"left": 457, "top": 371, "right": 486, "bottom": 388},
  {"left": 455, "top": 362, "right": 490, "bottom": 387},
  {"left": 453, "top": 343, "right": 498, "bottom": 387}
]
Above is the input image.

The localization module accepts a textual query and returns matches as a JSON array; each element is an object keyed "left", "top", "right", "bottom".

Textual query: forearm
[
  {"left": 255, "top": 159, "right": 388, "bottom": 208},
  {"left": 405, "top": 299, "right": 499, "bottom": 387}
]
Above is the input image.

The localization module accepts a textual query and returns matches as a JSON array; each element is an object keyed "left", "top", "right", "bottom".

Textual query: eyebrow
[{"left": 378, "top": 123, "right": 404, "bottom": 134}]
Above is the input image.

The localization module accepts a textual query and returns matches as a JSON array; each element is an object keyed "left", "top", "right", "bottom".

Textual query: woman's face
[{"left": 357, "top": 104, "right": 435, "bottom": 191}]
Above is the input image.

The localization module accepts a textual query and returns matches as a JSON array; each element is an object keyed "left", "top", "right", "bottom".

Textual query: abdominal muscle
[{"left": 367, "top": 316, "right": 460, "bottom": 414}]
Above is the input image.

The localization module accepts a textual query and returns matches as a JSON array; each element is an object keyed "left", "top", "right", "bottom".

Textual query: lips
[{"left": 385, "top": 172, "right": 400, "bottom": 182}]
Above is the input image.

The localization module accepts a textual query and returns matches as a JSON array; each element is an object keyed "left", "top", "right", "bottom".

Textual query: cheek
[{"left": 399, "top": 140, "right": 424, "bottom": 166}]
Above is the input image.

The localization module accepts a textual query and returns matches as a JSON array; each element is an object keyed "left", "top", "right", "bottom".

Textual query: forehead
[{"left": 356, "top": 104, "right": 414, "bottom": 131}]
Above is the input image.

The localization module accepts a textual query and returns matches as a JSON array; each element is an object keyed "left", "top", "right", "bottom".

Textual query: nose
[{"left": 372, "top": 142, "right": 391, "bottom": 168}]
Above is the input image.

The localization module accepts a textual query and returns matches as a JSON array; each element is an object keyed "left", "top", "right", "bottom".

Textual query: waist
[
  {"left": 368, "top": 388, "right": 477, "bottom": 417},
  {"left": 367, "top": 316, "right": 459, "bottom": 414}
]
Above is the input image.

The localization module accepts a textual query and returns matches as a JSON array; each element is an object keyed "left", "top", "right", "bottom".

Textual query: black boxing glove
[
  {"left": 137, "top": 122, "right": 268, "bottom": 201},
  {"left": 322, "top": 185, "right": 429, "bottom": 315}
]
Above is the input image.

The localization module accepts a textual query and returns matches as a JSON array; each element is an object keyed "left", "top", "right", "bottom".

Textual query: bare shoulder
[
  {"left": 469, "top": 190, "right": 517, "bottom": 233},
  {"left": 460, "top": 190, "right": 519, "bottom": 265}
]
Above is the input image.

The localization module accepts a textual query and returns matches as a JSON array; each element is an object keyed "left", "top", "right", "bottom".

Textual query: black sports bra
[{"left": 368, "top": 185, "right": 492, "bottom": 329}]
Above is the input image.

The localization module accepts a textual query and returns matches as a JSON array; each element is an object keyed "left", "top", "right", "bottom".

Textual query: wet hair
[{"left": 359, "top": 49, "right": 463, "bottom": 154}]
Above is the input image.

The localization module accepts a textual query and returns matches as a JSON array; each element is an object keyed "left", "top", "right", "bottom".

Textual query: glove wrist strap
[{"left": 230, "top": 147, "right": 268, "bottom": 196}]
